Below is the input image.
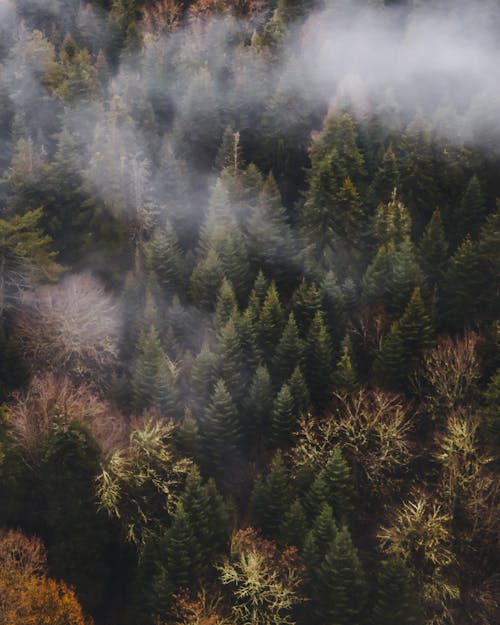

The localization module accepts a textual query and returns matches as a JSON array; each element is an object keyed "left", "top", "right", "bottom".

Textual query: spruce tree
[
  {"left": 305, "top": 311, "right": 333, "bottom": 409},
  {"left": 332, "top": 343, "right": 358, "bottom": 394},
  {"left": 250, "top": 451, "right": 291, "bottom": 536},
  {"left": 244, "top": 365, "right": 274, "bottom": 440},
  {"left": 132, "top": 326, "right": 170, "bottom": 414},
  {"left": 288, "top": 366, "right": 312, "bottom": 416},
  {"left": 304, "top": 473, "right": 330, "bottom": 521},
  {"left": 202, "top": 379, "right": 243, "bottom": 477},
  {"left": 190, "top": 343, "right": 220, "bottom": 413},
  {"left": 280, "top": 498, "right": 308, "bottom": 548},
  {"left": 323, "top": 448, "right": 355, "bottom": 523},
  {"left": 176, "top": 407, "right": 200, "bottom": 461},
  {"left": 312, "top": 525, "right": 367, "bottom": 625},
  {"left": 373, "top": 558, "right": 423, "bottom": 625},
  {"left": 270, "top": 383, "right": 297, "bottom": 447},
  {"left": 217, "top": 318, "right": 245, "bottom": 406},
  {"left": 303, "top": 502, "right": 337, "bottom": 570},
  {"left": 369, "top": 144, "right": 399, "bottom": 207},
  {"left": 190, "top": 248, "right": 224, "bottom": 310},
  {"left": 273, "top": 312, "right": 305, "bottom": 383},
  {"left": 418, "top": 209, "right": 449, "bottom": 291},
  {"left": 146, "top": 224, "right": 186, "bottom": 297},
  {"left": 459, "top": 174, "right": 487, "bottom": 240},
  {"left": 214, "top": 277, "right": 238, "bottom": 330},
  {"left": 258, "top": 281, "right": 284, "bottom": 360},
  {"left": 292, "top": 279, "right": 322, "bottom": 336}
]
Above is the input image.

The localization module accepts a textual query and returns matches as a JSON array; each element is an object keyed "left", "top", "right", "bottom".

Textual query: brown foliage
[
  {"left": 14, "top": 272, "right": 121, "bottom": 387},
  {"left": 7, "top": 373, "right": 128, "bottom": 463},
  {"left": 171, "top": 589, "right": 232, "bottom": 625},
  {"left": 140, "top": 0, "right": 181, "bottom": 37},
  {"left": 0, "top": 530, "right": 92, "bottom": 625}
]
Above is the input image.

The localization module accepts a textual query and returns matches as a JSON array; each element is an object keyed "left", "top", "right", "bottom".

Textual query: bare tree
[{"left": 14, "top": 272, "right": 121, "bottom": 387}]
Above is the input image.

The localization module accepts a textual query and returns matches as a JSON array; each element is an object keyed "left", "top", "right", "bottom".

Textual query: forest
[{"left": 0, "top": 0, "right": 499, "bottom": 623}]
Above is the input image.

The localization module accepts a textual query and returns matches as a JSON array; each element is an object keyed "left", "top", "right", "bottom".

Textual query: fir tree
[
  {"left": 244, "top": 365, "right": 274, "bottom": 440},
  {"left": 270, "top": 383, "right": 296, "bottom": 447},
  {"left": 190, "top": 248, "right": 224, "bottom": 310},
  {"left": 332, "top": 343, "right": 358, "bottom": 394},
  {"left": 176, "top": 407, "right": 200, "bottom": 461},
  {"left": 304, "top": 473, "right": 330, "bottom": 520},
  {"left": 273, "top": 312, "right": 305, "bottom": 383},
  {"left": 369, "top": 144, "right": 399, "bottom": 207},
  {"left": 250, "top": 451, "right": 291, "bottom": 536},
  {"left": 373, "top": 558, "right": 423, "bottom": 625},
  {"left": 288, "top": 366, "right": 312, "bottom": 416},
  {"left": 145, "top": 225, "right": 186, "bottom": 297},
  {"left": 303, "top": 502, "right": 337, "bottom": 570},
  {"left": 459, "top": 174, "right": 487, "bottom": 240},
  {"left": 217, "top": 318, "right": 245, "bottom": 405},
  {"left": 258, "top": 281, "right": 284, "bottom": 360},
  {"left": 292, "top": 279, "right": 322, "bottom": 336},
  {"left": 131, "top": 326, "right": 170, "bottom": 414},
  {"left": 305, "top": 311, "right": 333, "bottom": 409},
  {"left": 418, "top": 209, "right": 449, "bottom": 291},
  {"left": 190, "top": 344, "right": 220, "bottom": 413},
  {"left": 202, "top": 379, "right": 243, "bottom": 477},
  {"left": 312, "top": 525, "right": 367, "bottom": 625},
  {"left": 323, "top": 448, "right": 355, "bottom": 523},
  {"left": 214, "top": 278, "right": 238, "bottom": 330},
  {"left": 280, "top": 498, "right": 308, "bottom": 548}
]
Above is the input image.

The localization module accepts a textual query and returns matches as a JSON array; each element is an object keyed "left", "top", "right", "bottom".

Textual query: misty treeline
[{"left": 0, "top": 0, "right": 499, "bottom": 623}]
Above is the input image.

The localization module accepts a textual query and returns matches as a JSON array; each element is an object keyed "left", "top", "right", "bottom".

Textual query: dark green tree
[
  {"left": 305, "top": 311, "right": 333, "bottom": 409},
  {"left": 372, "top": 557, "right": 423, "bottom": 625},
  {"left": 280, "top": 498, "right": 308, "bottom": 548},
  {"left": 288, "top": 366, "right": 312, "bottom": 416},
  {"left": 273, "top": 312, "right": 305, "bottom": 383},
  {"left": 323, "top": 448, "right": 355, "bottom": 523},
  {"left": 270, "top": 383, "right": 297, "bottom": 447},
  {"left": 418, "top": 209, "right": 449, "bottom": 292},
  {"left": 250, "top": 451, "right": 291, "bottom": 536}
]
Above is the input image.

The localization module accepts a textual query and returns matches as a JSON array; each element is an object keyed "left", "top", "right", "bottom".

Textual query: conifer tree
[
  {"left": 323, "top": 448, "right": 355, "bottom": 523},
  {"left": 132, "top": 326, "right": 173, "bottom": 414},
  {"left": 372, "top": 557, "right": 423, "bottom": 625},
  {"left": 442, "top": 236, "right": 484, "bottom": 330},
  {"left": 304, "top": 473, "right": 330, "bottom": 520},
  {"left": 369, "top": 144, "right": 399, "bottom": 207},
  {"left": 332, "top": 343, "right": 358, "bottom": 394},
  {"left": 146, "top": 225, "right": 186, "bottom": 297},
  {"left": 190, "top": 344, "right": 220, "bottom": 413},
  {"left": 292, "top": 279, "right": 322, "bottom": 336},
  {"left": 418, "top": 209, "right": 449, "bottom": 292},
  {"left": 234, "top": 307, "right": 260, "bottom": 374},
  {"left": 459, "top": 174, "right": 486, "bottom": 240},
  {"left": 305, "top": 311, "right": 333, "bottom": 408},
  {"left": 280, "top": 498, "right": 308, "bottom": 548},
  {"left": 303, "top": 502, "right": 337, "bottom": 570},
  {"left": 312, "top": 525, "right": 367, "bottom": 625},
  {"left": 274, "top": 312, "right": 305, "bottom": 383},
  {"left": 154, "top": 351, "right": 179, "bottom": 417},
  {"left": 258, "top": 281, "right": 284, "bottom": 360},
  {"left": 250, "top": 451, "right": 291, "bottom": 536},
  {"left": 176, "top": 407, "right": 200, "bottom": 461},
  {"left": 217, "top": 318, "right": 245, "bottom": 406},
  {"left": 190, "top": 248, "right": 224, "bottom": 310},
  {"left": 271, "top": 383, "right": 296, "bottom": 447},
  {"left": 202, "top": 379, "right": 242, "bottom": 477},
  {"left": 244, "top": 365, "right": 274, "bottom": 440},
  {"left": 214, "top": 278, "right": 238, "bottom": 330},
  {"left": 288, "top": 366, "right": 312, "bottom": 416}
]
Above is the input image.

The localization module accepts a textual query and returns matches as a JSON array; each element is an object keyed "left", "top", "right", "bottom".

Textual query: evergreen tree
[
  {"left": 323, "top": 448, "right": 355, "bottom": 523},
  {"left": 372, "top": 557, "right": 423, "bottom": 625},
  {"left": 292, "top": 279, "right": 322, "bottom": 336},
  {"left": 258, "top": 281, "right": 284, "bottom": 360},
  {"left": 176, "top": 407, "right": 200, "bottom": 461},
  {"left": 373, "top": 192, "right": 412, "bottom": 246},
  {"left": 217, "top": 318, "right": 245, "bottom": 406},
  {"left": 312, "top": 525, "right": 367, "bottom": 625},
  {"left": 459, "top": 174, "right": 487, "bottom": 240},
  {"left": 270, "top": 383, "right": 296, "bottom": 447},
  {"left": 288, "top": 366, "right": 312, "bottom": 416},
  {"left": 369, "top": 144, "right": 399, "bottom": 207},
  {"left": 132, "top": 326, "right": 175, "bottom": 414},
  {"left": 244, "top": 365, "right": 274, "bottom": 440},
  {"left": 190, "top": 248, "right": 224, "bottom": 310},
  {"left": 202, "top": 379, "right": 243, "bottom": 477},
  {"left": 190, "top": 343, "right": 220, "bottom": 413},
  {"left": 303, "top": 502, "right": 337, "bottom": 570},
  {"left": 442, "top": 236, "right": 484, "bottom": 330},
  {"left": 418, "top": 209, "right": 449, "bottom": 292},
  {"left": 146, "top": 225, "right": 186, "bottom": 297},
  {"left": 280, "top": 498, "right": 308, "bottom": 548},
  {"left": 332, "top": 343, "right": 358, "bottom": 394},
  {"left": 305, "top": 311, "right": 333, "bottom": 409},
  {"left": 250, "top": 451, "right": 291, "bottom": 536},
  {"left": 304, "top": 473, "right": 330, "bottom": 520},
  {"left": 273, "top": 312, "right": 305, "bottom": 383},
  {"left": 214, "top": 278, "right": 238, "bottom": 330}
]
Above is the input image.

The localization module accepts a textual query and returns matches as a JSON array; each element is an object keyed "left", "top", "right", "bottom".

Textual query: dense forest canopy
[{"left": 0, "top": 0, "right": 499, "bottom": 624}]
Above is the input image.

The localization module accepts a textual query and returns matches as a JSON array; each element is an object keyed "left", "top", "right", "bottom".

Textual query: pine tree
[
  {"left": 374, "top": 320, "right": 405, "bottom": 387},
  {"left": 372, "top": 558, "right": 423, "bottom": 625},
  {"left": 442, "top": 236, "right": 484, "bottom": 330},
  {"left": 270, "top": 383, "right": 296, "bottom": 447},
  {"left": 280, "top": 498, "right": 308, "bottom": 548},
  {"left": 312, "top": 525, "right": 367, "bottom": 625},
  {"left": 244, "top": 365, "right": 274, "bottom": 440},
  {"left": 155, "top": 351, "right": 179, "bottom": 417},
  {"left": 214, "top": 278, "right": 238, "bottom": 330},
  {"left": 459, "top": 174, "right": 487, "bottom": 240},
  {"left": 202, "top": 379, "right": 243, "bottom": 477},
  {"left": 176, "top": 407, "right": 200, "bottom": 461},
  {"left": 304, "top": 473, "right": 330, "bottom": 520},
  {"left": 145, "top": 225, "right": 186, "bottom": 297},
  {"left": 332, "top": 343, "right": 358, "bottom": 394},
  {"left": 369, "top": 144, "right": 399, "bottom": 207},
  {"left": 303, "top": 502, "right": 337, "bottom": 570},
  {"left": 288, "top": 366, "right": 311, "bottom": 416},
  {"left": 418, "top": 209, "right": 449, "bottom": 291},
  {"left": 190, "top": 344, "right": 220, "bottom": 413},
  {"left": 250, "top": 451, "right": 291, "bottom": 536},
  {"left": 273, "top": 312, "right": 305, "bottom": 383},
  {"left": 305, "top": 311, "right": 333, "bottom": 409},
  {"left": 131, "top": 326, "right": 170, "bottom": 414},
  {"left": 323, "top": 448, "right": 355, "bottom": 523},
  {"left": 258, "top": 281, "right": 284, "bottom": 360},
  {"left": 190, "top": 248, "right": 224, "bottom": 310},
  {"left": 217, "top": 318, "right": 245, "bottom": 406},
  {"left": 292, "top": 279, "right": 322, "bottom": 336},
  {"left": 373, "top": 192, "right": 412, "bottom": 246}
]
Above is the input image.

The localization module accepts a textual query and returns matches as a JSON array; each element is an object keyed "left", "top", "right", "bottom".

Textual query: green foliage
[
  {"left": 271, "top": 383, "right": 297, "bottom": 448},
  {"left": 258, "top": 281, "right": 285, "bottom": 359},
  {"left": 305, "top": 311, "right": 333, "bottom": 409},
  {"left": 418, "top": 209, "right": 449, "bottom": 291},
  {"left": 250, "top": 451, "right": 291, "bottom": 536},
  {"left": 373, "top": 557, "right": 423, "bottom": 625},
  {"left": 274, "top": 312, "right": 305, "bottom": 383},
  {"left": 280, "top": 498, "right": 308, "bottom": 548}
]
